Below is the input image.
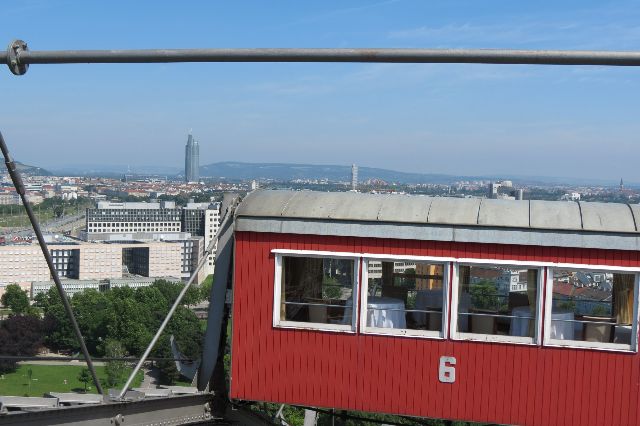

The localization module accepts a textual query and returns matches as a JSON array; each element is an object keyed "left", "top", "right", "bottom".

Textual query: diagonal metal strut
[{"left": 0, "top": 131, "right": 104, "bottom": 395}]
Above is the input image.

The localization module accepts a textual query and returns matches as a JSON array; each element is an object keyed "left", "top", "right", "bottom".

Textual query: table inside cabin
[
  {"left": 343, "top": 296, "right": 406, "bottom": 329},
  {"left": 549, "top": 310, "right": 575, "bottom": 340},
  {"left": 413, "top": 290, "right": 443, "bottom": 326},
  {"left": 414, "top": 290, "right": 472, "bottom": 331},
  {"left": 509, "top": 306, "right": 535, "bottom": 337}
]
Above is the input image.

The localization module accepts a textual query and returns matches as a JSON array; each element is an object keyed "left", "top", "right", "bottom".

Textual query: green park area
[
  {"left": 0, "top": 278, "right": 209, "bottom": 398},
  {"left": 0, "top": 364, "right": 144, "bottom": 396}
]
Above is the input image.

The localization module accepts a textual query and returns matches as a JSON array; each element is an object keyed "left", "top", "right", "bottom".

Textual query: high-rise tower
[
  {"left": 351, "top": 164, "right": 358, "bottom": 190},
  {"left": 185, "top": 131, "right": 200, "bottom": 183}
]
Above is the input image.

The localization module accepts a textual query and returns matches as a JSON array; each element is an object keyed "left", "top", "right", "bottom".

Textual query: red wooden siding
[{"left": 230, "top": 231, "right": 640, "bottom": 426}]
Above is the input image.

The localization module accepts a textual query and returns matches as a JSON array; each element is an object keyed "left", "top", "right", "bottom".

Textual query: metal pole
[
  {"left": 6, "top": 41, "right": 640, "bottom": 75},
  {"left": 0, "top": 131, "right": 104, "bottom": 395},
  {"left": 16, "top": 48, "right": 640, "bottom": 65},
  {"left": 116, "top": 217, "right": 226, "bottom": 399}
]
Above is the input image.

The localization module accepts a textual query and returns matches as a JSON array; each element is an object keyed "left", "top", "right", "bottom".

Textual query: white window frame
[
  {"left": 544, "top": 266, "right": 640, "bottom": 353},
  {"left": 360, "top": 255, "right": 451, "bottom": 339},
  {"left": 272, "top": 249, "right": 360, "bottom": 333},
  {"left": 451, "top": 260, "right": 544, "bottom": 345}
]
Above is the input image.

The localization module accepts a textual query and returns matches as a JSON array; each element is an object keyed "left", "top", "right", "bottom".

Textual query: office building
[
  {"left": 164, "top": 236, "right": 206, "bottom": 283},
  {"left": 488, "top": 181, "right": 523, "bottom": 200},
  {"left": 0, "top": 240, "right": 182, "bottom": 290},
  {"left": 85, "top": 201, "right": 181, "bottom": 237},
  {"left": 84, "top": 200, "right": 219, "bottom": 281},
  {"left": 31, "top": 280, "right": 101, "bottom": 298},
  {"left": 29, "top": 276, "right": 182, "bottom": 299},
  {"left": 182, "top": 202, "right": 221, "bottom": 276}
]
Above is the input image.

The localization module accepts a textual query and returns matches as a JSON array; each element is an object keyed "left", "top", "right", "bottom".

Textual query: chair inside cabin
[
  {"left": 427, "top": 311, "right": 443, "bottom": 331},
  {"left": 381, "top": 285, "right": 408, "bottom": 305},
  {"left": 305, "top": 297, "right": 347, "bottom": 324},
  {"left": 581, "top": 315, "right": 615, "bottom": 343},
  {"left": 469, "top": 308, "right": 497, "bottom": 334},
  {"left": 508, "top": 292, "right": 530, "bottom": 311},
  {"left": 306, "top": 298, "right": 328, "bottom": 323}
]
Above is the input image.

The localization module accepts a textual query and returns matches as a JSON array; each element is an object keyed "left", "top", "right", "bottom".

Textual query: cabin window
[
  {"left": 360, "top": 258, "right": 449, "bottom": 338},
  {"left": 274, "top": 254, "right": 358, "bottom": 332},
  {"left": 545, "top": 268, "right": 638, "bottom": 351},
  {"left": 453, "top": 263, "right": 542, "bottom": 344}
]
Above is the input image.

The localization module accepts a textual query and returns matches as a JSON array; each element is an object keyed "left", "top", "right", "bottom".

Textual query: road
[{"left": 0, "top": 212, "right": 85, "bottom": 237}]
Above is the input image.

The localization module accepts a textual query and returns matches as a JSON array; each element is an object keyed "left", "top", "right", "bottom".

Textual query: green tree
[
  {"left": 41, "top": 287, "right": 77, "bottom": 351},
  {"left": 0, "top": 315, "right": 44, "bottom": 373},
  {"left": 134, "top": 286, "right": 169, "bottom": 328},
  {"left": 52, "top": 204, "right": 65, "bottom": 218},
  {"left": 321, "top": 276, "right": 342, "bottom": 299},
  {"left": 104, "top": 339, "right": 127, "bottom": 387},
  {"left": 401, "top": 267, "right": 416, "bottom": 287},
  {"left": 199, "top": 275, "right": 214, "bottom": 302},
  {"left": 77, "top": 368, "right": 91, "bottom": 392},
  {"left": 166, "top": 306, "right": 203, "bottom": 358},
  {"left": 32, "top": 291, "right": 51, "bottom": 311},
  {"left": 470, "top": 280, "right": 501, "bottom": 311},
  {"left": 106, "top": 295, "right": 153, "bottom": 356},
  {"left": 1, "top": 284, "right": 30, "bottom": 315},
  {"left": 152, "top": 335, "right": 181, "bottom": 385},
  {"left": 590, "top": 303, "right": 608, "bottom": 316},
  {"left": 26, "top": 368, "right": 33, "bottom": 393},
  {"left": 71, "top": 289, "right": 114, "bottom": 354},
  {"left": 151, "top": 279, "right": 201, "bottom": 306}
]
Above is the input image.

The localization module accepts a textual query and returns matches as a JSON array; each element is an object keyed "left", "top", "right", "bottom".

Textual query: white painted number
[{"left": 439, "top": 356, "right": 456, "bottom": 383}]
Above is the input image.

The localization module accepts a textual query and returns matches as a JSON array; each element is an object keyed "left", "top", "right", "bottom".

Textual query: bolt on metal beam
[
  {"left": 0, "top": 131, "right": 103, "bottom": 395},
  {"left": 5, "top": 41, "right": 640, "bottom": 75}
]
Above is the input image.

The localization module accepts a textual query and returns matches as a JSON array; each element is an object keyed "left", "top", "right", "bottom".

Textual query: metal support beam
[
  {"left": 5, "top": 41, "right": 640, "bottom": 75},
  {"left": 198, "top": 195, "right": 240, "bottom": 393},
  {"left": 117, "top": 215, "right": 223, "bottom": 399},
  {"left": 0, "top": 394, "right": 214, "bottom": 426},
  {"left": 0, "top": 131, "right": 103, "bottom": 395}
]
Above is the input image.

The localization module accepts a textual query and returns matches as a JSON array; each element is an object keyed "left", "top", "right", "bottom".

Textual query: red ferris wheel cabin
[{"left": 229, "top": 190, "right": 640, "bottom": 426}]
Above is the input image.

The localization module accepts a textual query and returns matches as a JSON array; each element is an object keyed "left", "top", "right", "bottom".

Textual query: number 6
[{"left": 439, "top": 356, "right": 456, "bottom": 383}]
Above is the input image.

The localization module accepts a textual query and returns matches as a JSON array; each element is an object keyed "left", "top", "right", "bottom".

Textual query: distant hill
[
  {"left": 45, "top": 160, "right": 632, "bottom": 187},
  {"left": 50, "top": 164, "right": 181, "bottom": 177},
  {"left": 199, "top": 161, "right": 633, "bottom": 187},
  {"left": 1, "top": 161, "right": 53, "bottom": 176},
  {"left": 200, "top": 161, "right": 467, "bottom": 184}
]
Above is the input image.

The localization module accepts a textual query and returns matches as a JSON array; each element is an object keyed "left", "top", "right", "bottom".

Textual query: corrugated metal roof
[{"left": 236, "top": 190, "right": 639, "bottom": 234}]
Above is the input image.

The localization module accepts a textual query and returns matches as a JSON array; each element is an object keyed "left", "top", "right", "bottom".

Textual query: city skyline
[{"left": 2, "top": 1, "right": 640, "bottom": 181}]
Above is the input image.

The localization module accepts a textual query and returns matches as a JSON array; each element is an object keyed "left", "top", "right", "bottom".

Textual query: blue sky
[{"left": 2, "top": 0, "right": 640, "bottom": 182}]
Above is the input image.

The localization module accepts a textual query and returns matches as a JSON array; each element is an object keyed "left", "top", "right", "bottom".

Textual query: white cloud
[{"left": 387, "top": 19, "right": 640, "bottom": 50}]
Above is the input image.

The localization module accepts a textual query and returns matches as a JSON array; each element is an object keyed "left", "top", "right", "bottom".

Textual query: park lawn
[{"left": 0, "top": 364, "right": 144, "bottom": 397}]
